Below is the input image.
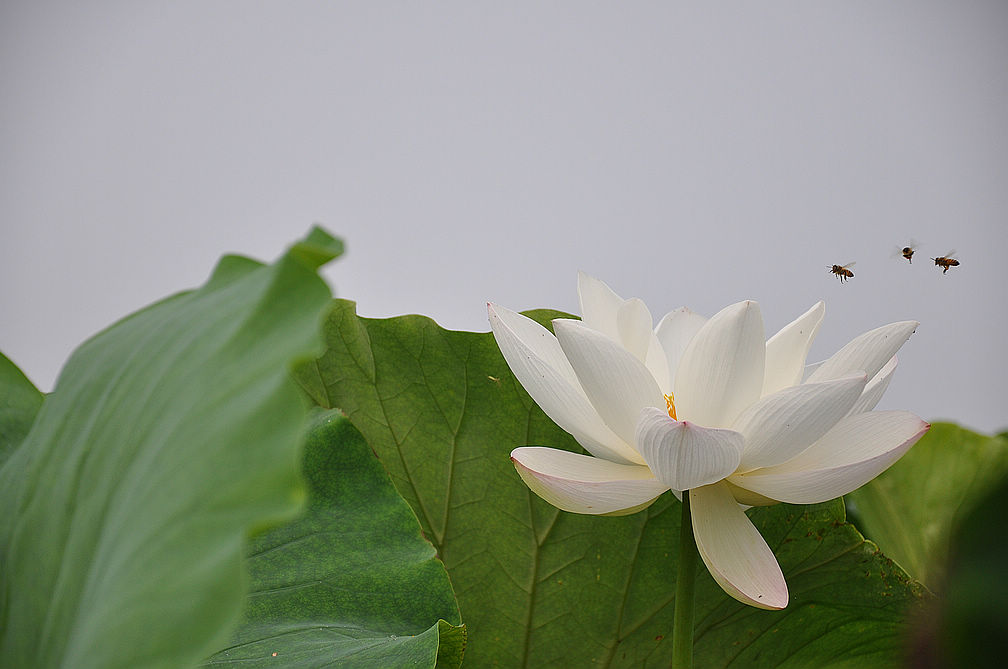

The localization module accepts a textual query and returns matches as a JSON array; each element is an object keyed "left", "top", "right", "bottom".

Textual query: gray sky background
[{"left": 2, "top": 2, "right": 1006, "bottom": 433}]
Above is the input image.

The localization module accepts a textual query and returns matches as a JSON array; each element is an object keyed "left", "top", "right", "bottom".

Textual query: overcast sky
[{"left": 2, "top": 2, "right": 1006, "bottom": 433}]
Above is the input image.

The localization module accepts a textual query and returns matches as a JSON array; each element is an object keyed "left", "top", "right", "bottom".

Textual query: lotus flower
[{"left": 489, "top": 273, "right": 929, "bottom": 610}]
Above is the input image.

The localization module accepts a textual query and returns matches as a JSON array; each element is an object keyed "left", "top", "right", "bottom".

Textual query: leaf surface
[
  {"left": 299, "top": 300, "right": 926, "bottom": 668},
  {"left": 0, "top": 351, "right": 44, "bottom": 465},
  {"left": 0, "top": 227, "right": 341, "bottom": 669},
  {"left": 906, "top": 472, "right": 1008, "bottom": 666},
  {"left": 204, "top": 411, "right": 464, "bottom": 668},
  {"left": 847, "top": 423, "right": 1008, "bottom": 588}
]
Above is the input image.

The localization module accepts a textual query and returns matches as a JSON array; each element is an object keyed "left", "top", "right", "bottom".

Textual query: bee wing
[
  {"left": 842, "top": 261, "right": 856, "bottom": 269},
  {"left": 943, "top": 249, "right": 957, "bottom": 258}
]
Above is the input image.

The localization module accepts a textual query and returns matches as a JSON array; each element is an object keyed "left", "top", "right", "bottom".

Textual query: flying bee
[
  {"left": 829, "top": 262, "right": 855, "bottom": 282},
  {"left": 932, "top": 250, "right": 960, "bottom": 274},
  {"left": 900, "top": 240, "right": 919, "bottom": 263},
  {"left": 890, "top": 239, "right": 919, "bottom": 263}
]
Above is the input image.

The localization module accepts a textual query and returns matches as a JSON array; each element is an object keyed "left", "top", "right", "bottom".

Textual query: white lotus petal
[
  {"left": 617, "top": 297, "right": 654, "bottom": 363},
  {"left": 635, "top": 408, "right": 744, "bottom": 490},
  {"left": 690, "top": 482, "right": 788, "bottom": 610},
  {"left": 674, "top": 301, "right": 766, "bottom": 428},
  {"left": 806, "top": 321, "right": 918, "bottom": 385},
  {"left": 730, "top": 411, "right": 929, "bottom": 504},
  {"left": 578, "top": 271, "right": 622, "bottom": 341},
  {"left": 847, "top": 355, "right": 897, "bottom": 417},
  {"left": 645, "top": 333, "right": 672, "bottom": 395},
  {"left": 488, "top": 304, "right": 643, "bottom": 464},
  {"left": 770, "top": 410, "right": 928, "bottom": 471},
  {"left": 801, "top": 360, "right": 823, "bottom": 382},
  {"left": 511, "top": 447, "right": 667, "bottom": 515},
  {"left": 734, "top": 373, "right": 867, "bottom": 471},
  {"left": 762, "top": 301, "right": 825, "bottom": 396},
  {"left": 554, "top": 319, "right": 665, "bottom": 447},
  {"left": 655, "top": 307, "right": 707, "bottom": 387}
]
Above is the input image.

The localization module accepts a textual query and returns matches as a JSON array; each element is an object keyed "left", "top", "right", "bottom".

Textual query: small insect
[
  {"left": 932, "top": 251, "right": 960, "bottom": 274},
  {"left": 900, "top": 241, "right": 918, "bottom": 263},
  {"left": 890, "top": 239, "right": 919, "bottom": 263},
  {"left": 487, "top": 375, "right": 502, "bottom": 386},
  {"left": 829, "top": 262, "right": 855, "bottom": 282}
]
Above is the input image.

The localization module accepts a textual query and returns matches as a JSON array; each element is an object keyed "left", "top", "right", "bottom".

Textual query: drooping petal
[
  {"left": 511, "top": 447, "right": 667, "bottom": 515},
  {"left": 805, "top": 321, "right": 918, "bottom": 385},
  {"left": 846, "top": 355, "right": 897, "bottom": 417},
  {"left": 617, "top": 297, "right": 654, "bottom": 363},
  {"left": 762, "top": 301, "right": 825, "bottom": 396},
  {"left": 734, "top": 373, "right": 867, "bottom": 471},
  {"left": 488, "top": 304, "right": 643, "bottom": 465},
  {"left": 730, "top": 411, "right": 929, "bottom": 504},
  {"left": 554, "top": 319, "right": 665, "bottom": 447},
  {"left": 635, "top": 408, "right": 744, "bottom": 491},
  {"left": 578, "top": 271, "right": 622, "bottom": 341},
  {"left": 674, "top": 300, "right": 766, "bottom": 428},
  {"left": 655, "top": 307, "right": 706, "bottom": 387},
  {"left": 690, "top": 482, "right": 789, "bottom": 610}
]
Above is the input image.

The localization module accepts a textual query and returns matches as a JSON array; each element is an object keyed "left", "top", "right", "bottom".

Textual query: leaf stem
[{"left": 672, "top": 491, "right": 697, "bottom": 669}]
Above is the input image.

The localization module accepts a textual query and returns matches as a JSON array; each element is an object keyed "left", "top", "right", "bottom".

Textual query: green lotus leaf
[
  {"left": 0, "top": 351, "right": 44, "bottom": 465},
  {"left": 847, "top": 423, "right": 1008, "bottom": 588},
  {"left": 204, "top": 410, "right": 464, "bottom": 668},
  {"left": 905, "top": 470, "right": 1008, "bottom": 666},
  {"left": 295, "top": 300, "right": 927, "bottom": 668},
  {"left": 0, "top": 227, "right": 341, "bottom": 669}
]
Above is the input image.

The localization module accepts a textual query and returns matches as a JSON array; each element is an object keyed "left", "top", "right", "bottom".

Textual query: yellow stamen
[{"left": 664, "top": 393, "right": 677, "bottom": 421}]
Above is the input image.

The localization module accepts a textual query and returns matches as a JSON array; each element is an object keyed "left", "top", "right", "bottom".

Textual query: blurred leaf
[
  {"left": 0, "top": 229, "right": 338, "bottom": 669},
  {"left": 205, "top": 411, "right": 464, "bottom": 668},
  {"left": 0, "top": 351, "right": 44, "bottom": 465},
  {"left": 847, "top": 423, "right": 1008, "bottom": 588},
  {"left": 297, "top": 300, "right": 926, "bottom": 668},
  {"left": 905, "top": 471, "right": 1008, "bottom": 668},
  {"left": 289, "top": 224, "right": 345, "bottom": 268}
]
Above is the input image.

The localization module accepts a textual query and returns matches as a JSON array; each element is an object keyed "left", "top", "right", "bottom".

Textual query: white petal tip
[
  {"left": 718, "top": 567, "right": 789, "bottom": 610},
  {"left": 755, "top": 590, "right": 789, "bottom": 610},
  {"left": 725, "top": 578, "right": 789, "bottom": 610},
  {"left": 910, "top": 418, "right": 931, "bottom": 438}
]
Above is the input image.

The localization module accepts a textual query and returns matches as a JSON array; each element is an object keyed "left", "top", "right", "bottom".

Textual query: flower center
[{"left": 664, "top": 393, "right": 677, "bottom": 421}]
